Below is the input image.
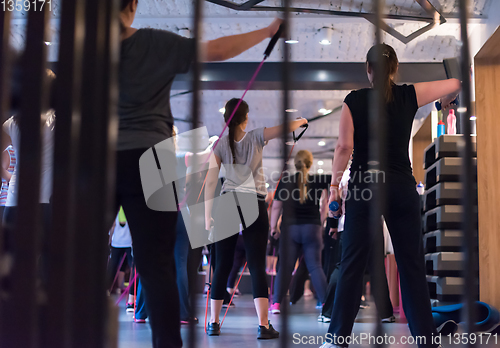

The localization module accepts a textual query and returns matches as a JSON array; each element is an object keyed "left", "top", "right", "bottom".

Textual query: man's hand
[{"left": 267, "top": 18, "right": 283, "bottom": 38}]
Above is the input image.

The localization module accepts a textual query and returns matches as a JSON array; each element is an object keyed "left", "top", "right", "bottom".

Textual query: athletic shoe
[
  {"left": 317, "top": 314, "right": 331, "bottom": 323},
  {"left": 316, "top": 301, "right": 323, "bottom": 309},
  {"left": 381, "top": 315, "right": 396, "bottom": 323},
  {"left": 359, "top": 300, "right": 370, "bottom": 309},
  {"left": 207, "top": 322, "right": 221, "bottom": 336},
  {"left": 134, "top": 318, "right": 146, "bottom": 323},
  {"left": 257, "top": 321, "right": 279, "bottom": 339},
  {"left": 319, "top": 344, "right": 342, "bottom": 348},
  {"left": 437, "top": 320, "right": 458, "bottom": 336},
  {"left": 233, "top": 289, "right": 241, "bottom": 297},
  {"left": 269, "top": 303, "right": 281, "bottom": 314},
  {"left": 222, "top": 300, "right": 235, "bottom": 308},
  {"left": 126, "top": 303, "right": 134, "bottom": 313},
  {"left": 180, "top": 317, "right": 199, "bottom": 325}
]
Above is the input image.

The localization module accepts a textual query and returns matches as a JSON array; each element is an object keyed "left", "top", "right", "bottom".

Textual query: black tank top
[{"left": 344, "top": 84, "right": 418, "bottom": 185}]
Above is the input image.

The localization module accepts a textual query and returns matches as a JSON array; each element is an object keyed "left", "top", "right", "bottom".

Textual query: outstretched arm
[
  {"left": 203, "top": 18, "right": 282, "bottom": 62},
  {"left": 263, "top": 118, "right": 308, "bottom": 142},
  {"left": 414, "top": 78, "right": 462, "bottom": 108}
]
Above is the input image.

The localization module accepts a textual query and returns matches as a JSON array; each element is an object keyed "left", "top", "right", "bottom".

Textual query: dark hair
[
  {"left": 224, "top": 98, "right": 249, "bottom": 164},
  {"left": 366, "top": 43, "right": 398, "bottom": 103},
  {"left": 121, "top": 0, "right": 135, "bottom": 11},
  {"left": 120, "top": 0, "right": 137, "bottom": 33}
]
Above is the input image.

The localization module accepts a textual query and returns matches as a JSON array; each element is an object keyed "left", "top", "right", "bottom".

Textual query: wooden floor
[{"left": 117, "top": 294, "right": 496, "bottom": 348}]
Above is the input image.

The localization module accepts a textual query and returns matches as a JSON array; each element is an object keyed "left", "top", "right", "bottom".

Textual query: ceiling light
[
  {"left": 470, "top": 116, "right": 477, "bottom": 120},
  {"left": 318, "top": 108, "right": 333, "bottom": 115},
  {"left": 45, "top": 41, "right": 52, "bottom": 46},
  {"left": 286, "top": 109, "right": 298, "bottom": 113},
  {"left": 318, "top": 140, "right": 326, "bottom": 147},
  {"left": 457, "top": 107, "right": 467, "bottom": 113},
  {"left": 318, "top": 27, "right": 333, "bottom": 46},
  {"left": 318, "top": 161, "right": 324, "bottom": 166},
  {"left": 265, "top": 183, "right": 270, "bottom": 188},
  {"left": 219, "top": 107, "right": 225, "bottom": 114},
  {"left": 285, "top": 39, "right": 299, "bottom": 44},
  {"left": 317, "top": 168, "right": 324, "bottom": 174}
]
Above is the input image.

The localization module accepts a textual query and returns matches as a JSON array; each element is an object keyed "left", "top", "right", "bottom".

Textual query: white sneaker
[
  {"left": 319, "top": 343, "right": 340, "bottom": 348},
  {"left": 381, "top": 315, "right": 396, "bottom": 323},
  {"left": 317, "top": 314, "right": 331, "bottom": 323}
]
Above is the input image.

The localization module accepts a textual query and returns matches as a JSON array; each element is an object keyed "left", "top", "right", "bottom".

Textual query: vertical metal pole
[
  {"left": 70, "top": 0, "right": 119, "bottom": 346},
  {"left": 189, "top": 0, "right": 202, "bottom": 347},
  {"left": 280, "top": 1, "right": 291, "bottom": 347},
  {"left": 8, "top": 4, "right": 50, "bottom": 348},
  {"left": 369, "top": 1, "right": 386, "bottom": 347},
  {"left": 458, "top": 0, "right": 477, "bottom": 343},
  {"left": 44, "top": 0, "right": 85, "bottom": 346},
  {"left": 0, "top": 3, "right": 12, "bottom": 304}
]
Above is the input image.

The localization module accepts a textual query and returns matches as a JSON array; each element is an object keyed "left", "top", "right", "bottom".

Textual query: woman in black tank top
[{"left": 322, "top": 44, "right": 461, "bottom": 348}]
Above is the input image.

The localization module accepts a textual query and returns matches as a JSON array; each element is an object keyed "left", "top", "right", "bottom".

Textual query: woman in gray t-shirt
[{"left": 204, "top": 98, "right": 307, "bottom": 338}]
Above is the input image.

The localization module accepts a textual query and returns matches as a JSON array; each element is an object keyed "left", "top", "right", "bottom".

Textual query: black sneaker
[
  {"left": 207, "top": 322, "right": 221, "bottom": 336},
  {"left": 257, "top": 321, "right": 279, "bottom": 339},
  {"left": 222, "top": 292, "right": 235, "bottom": 308}
]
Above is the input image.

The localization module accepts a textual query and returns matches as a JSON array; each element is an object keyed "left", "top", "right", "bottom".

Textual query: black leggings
[
  {"left": 227, "top": 234, "right": 246, "bottom": 289},
  {"left": 115, "top": 149, "right": 180, "bottom": 348},
  {"left": 211, "top": 197, "right": 269, "bottom": 300},
  {"left": 328, "top": 181, "right": 437, "bottom": 348}
]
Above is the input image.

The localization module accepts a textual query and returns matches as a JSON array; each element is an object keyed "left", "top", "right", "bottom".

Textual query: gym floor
[{"left": 117, "top": 294, "right": 496, "bottom": 348}]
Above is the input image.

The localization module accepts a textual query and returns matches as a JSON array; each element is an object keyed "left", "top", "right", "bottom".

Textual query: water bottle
[
  {"left": 447, "top": 109, "right": 457, "bottom": 135},
  {"left": 329, "top": 201, "right": 340, "bottom": 219},
  {"left": 437, "top": 121, "right": 445, "bottom": 137},
  {"left": 417, "top": 181, "right": 425, "bottom": 195}
]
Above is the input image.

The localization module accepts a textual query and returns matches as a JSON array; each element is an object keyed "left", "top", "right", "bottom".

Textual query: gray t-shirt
[
  {"left": 118, "top": 29, "right": 195, "bottom": 151},
  {"left": 214, "top": 128, "right": 268, "bottom": 197}
]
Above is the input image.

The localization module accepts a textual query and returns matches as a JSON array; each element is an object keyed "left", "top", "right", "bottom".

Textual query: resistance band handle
[
  {"left": 264, "top": 24, "right": 284, "bottom": 59},
  {"left": 293, "top": 123, "right": 308, "bottom": 142}
]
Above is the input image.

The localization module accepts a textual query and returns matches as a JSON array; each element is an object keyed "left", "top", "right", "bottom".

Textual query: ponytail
[
  {"left": 366, "top": 44, "right": 398, "bottom": 103},
  {"left": 294, "top": 150, "right": 313, "bottom": 204},
  {"left": 223, "top": 98, "right": 249, "bottom": 164}
]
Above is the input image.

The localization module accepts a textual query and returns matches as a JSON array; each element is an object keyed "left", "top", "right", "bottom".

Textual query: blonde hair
[{"left": 294, "top": 150, "right": 313, "bottom": 204}]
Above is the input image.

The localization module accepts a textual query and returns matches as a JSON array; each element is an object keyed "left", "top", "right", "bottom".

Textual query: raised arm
[
  {"left": 203, "top": 18, "right": 282, "bottom": 62},
  {"left": 414, "top": 78, "right": 462, "bottom": 108},
  {"left": 204, "top": 154, "right": 222, "bottom": 231},
  {"left": 263, "top": 118, "right": 308, "bottom": 142}
]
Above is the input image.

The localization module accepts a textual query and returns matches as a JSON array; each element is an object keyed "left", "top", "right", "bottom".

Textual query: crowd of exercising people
[{"left": 0, "top": 0, "right": 462, "bottom": 347}]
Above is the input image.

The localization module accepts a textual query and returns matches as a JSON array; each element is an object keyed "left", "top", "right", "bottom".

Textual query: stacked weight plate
[{"left": 421, "top": 135, "right": 477, "bottom": 306}]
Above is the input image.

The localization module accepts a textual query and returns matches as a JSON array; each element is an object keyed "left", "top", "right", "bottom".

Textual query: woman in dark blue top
[{"left": 322, "top": 44, "right": 461, "bottom": 348}]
